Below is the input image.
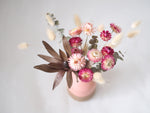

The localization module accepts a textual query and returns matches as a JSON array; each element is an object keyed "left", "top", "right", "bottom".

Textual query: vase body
[{"left": 68, "top": 72, "right": 96, "bottom": 101}]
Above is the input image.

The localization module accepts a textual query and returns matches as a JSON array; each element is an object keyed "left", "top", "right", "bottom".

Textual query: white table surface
[{"left": 0, "top": 0, "right": 150, "bottom": 113}]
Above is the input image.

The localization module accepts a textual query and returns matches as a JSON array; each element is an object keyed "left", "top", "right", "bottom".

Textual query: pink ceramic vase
[{"left": 68, "top": 72, "right": 96, "bottom": 101}]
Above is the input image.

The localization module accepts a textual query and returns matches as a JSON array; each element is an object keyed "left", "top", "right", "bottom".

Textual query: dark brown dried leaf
[
  {"left": 72, "top": 71, "right": 79, "bottom": 82},
  {"left": 48, "top": 63, "right": 64, "bottom": 70},
  {"left": 52, "top": 70, "right": 65, "bottom": 90},
  {"left": 42, "top": 41, "right": 61, "bottom": 60},
  {"left": 62, "top": 36, "right": 72, "bottom": 56},
  {"left": 34, "top": 64, "right": 59, "bottom": 73},
  {"left": 59, "top": 49, "right": 68, "bottom": 61},
  {"left": 66, "top": 70, "right": 72, "bottom": 88},
  {"left": 38, "top": 54, "right": 61, "bottom": 63}
]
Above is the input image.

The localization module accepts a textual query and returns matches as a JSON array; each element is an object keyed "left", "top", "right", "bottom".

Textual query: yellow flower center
[
  {"left": 104, "top": 59, "right": 113, "bottom": 68},
  {"left": 92, "top": 52, "right": 99, "bottom": 58},
  {"left": 82, "top": 73, "right": 90, "bottom": 79},
  {"left": 74, "top": 60, "right": 78, "bottom": 64}
]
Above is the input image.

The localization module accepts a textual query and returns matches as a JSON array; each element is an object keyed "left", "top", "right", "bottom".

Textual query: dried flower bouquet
[{"left": 34, "top": 13, "right": 130, "bottom": 90}]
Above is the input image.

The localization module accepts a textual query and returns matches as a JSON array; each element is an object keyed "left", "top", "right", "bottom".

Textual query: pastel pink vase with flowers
[{"left": 68, "top": 72, "right": 96, "bottom": 101}]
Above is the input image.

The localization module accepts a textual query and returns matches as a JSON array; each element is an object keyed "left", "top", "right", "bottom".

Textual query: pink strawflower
[
  {"left": 101, "top": 46, "right": 114, "bottom": 56},
  {"left": 101, "top": 55, "right": 115, "bottom": 71},
  {"left": 87, "top": 49, "right": 102, "bottom": 63},
  {"left": 69, "top": 37, "right": 82, "bottom": 48},
  {"left": 110, "top": 23, "right": 121, "bottom": 33},
  {"left": 71, "top": 48, "right": 82, "bottom": 54},
  {"left": 68, "top": 53, "right": 86, "bottom": 71},
  {"left": 78, "top": 68, "right": 93, "bottom": 82},
  {"left": 69, "top": 27, "right": 82, "bottom": 36},
  {"left": 100, "top": 30, "right": 112, "bottom": 41},
  {"left": 82, "top": 23, "right": 94, "bottom": 35}
]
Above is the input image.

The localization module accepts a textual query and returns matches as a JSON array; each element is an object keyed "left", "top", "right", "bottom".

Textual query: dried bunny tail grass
[
  {"left": 93, "top": 72, "right": 105, "bottom": 84},
  {"left": 131, "top": 20, "right": 141, "bottom": 28},
  {"left": 46, "top": 13, "right": 55, "bottom": 26},
  {"left": 18, "top": 42, "right": 28, "bottom": 50},
  {"left": 74, "top": 14, "right": 81, "bottom": 27},
  {"left": 127, "top": 30, "right": 140, "bottom": 38},
  {"left": 47, "top": 28, "right": 56, "bottom": 41},
  {"left": 107, "top": 33, "right": 123, "bottom": 48},
  {"left": 97, "top": 24, "right": 104, "bottom": 32}
]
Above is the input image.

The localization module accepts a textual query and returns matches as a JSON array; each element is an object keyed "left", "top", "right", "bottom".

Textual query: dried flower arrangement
[{"left": 34, "top": 13, "right": 140, "bottom": 90}]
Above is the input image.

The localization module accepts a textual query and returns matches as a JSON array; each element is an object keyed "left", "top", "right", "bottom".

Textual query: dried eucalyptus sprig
[
  {"left": 46, "top": 13, "right": 64, "bottom": 41},
  {"left": 46, "top": 13, "right": 55, "bottom": 26},
  {"left": 113, "top": 51, "right": 124, "bottom": 62},
  {"left": 88, "top": 35, "right": 98, "bottom": 50},
  {"left": 46, "top": 13, "right": 60, "bottom": 26}
]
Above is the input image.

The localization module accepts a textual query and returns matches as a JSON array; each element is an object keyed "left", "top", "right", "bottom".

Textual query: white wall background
[{"left": 0, "top": 0, "right": 150, "bottom": 113}]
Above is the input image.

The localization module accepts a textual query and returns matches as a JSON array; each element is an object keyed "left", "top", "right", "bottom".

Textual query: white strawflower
[{"left": 68, "top": 53, "right": 86, "bottom": 71}]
